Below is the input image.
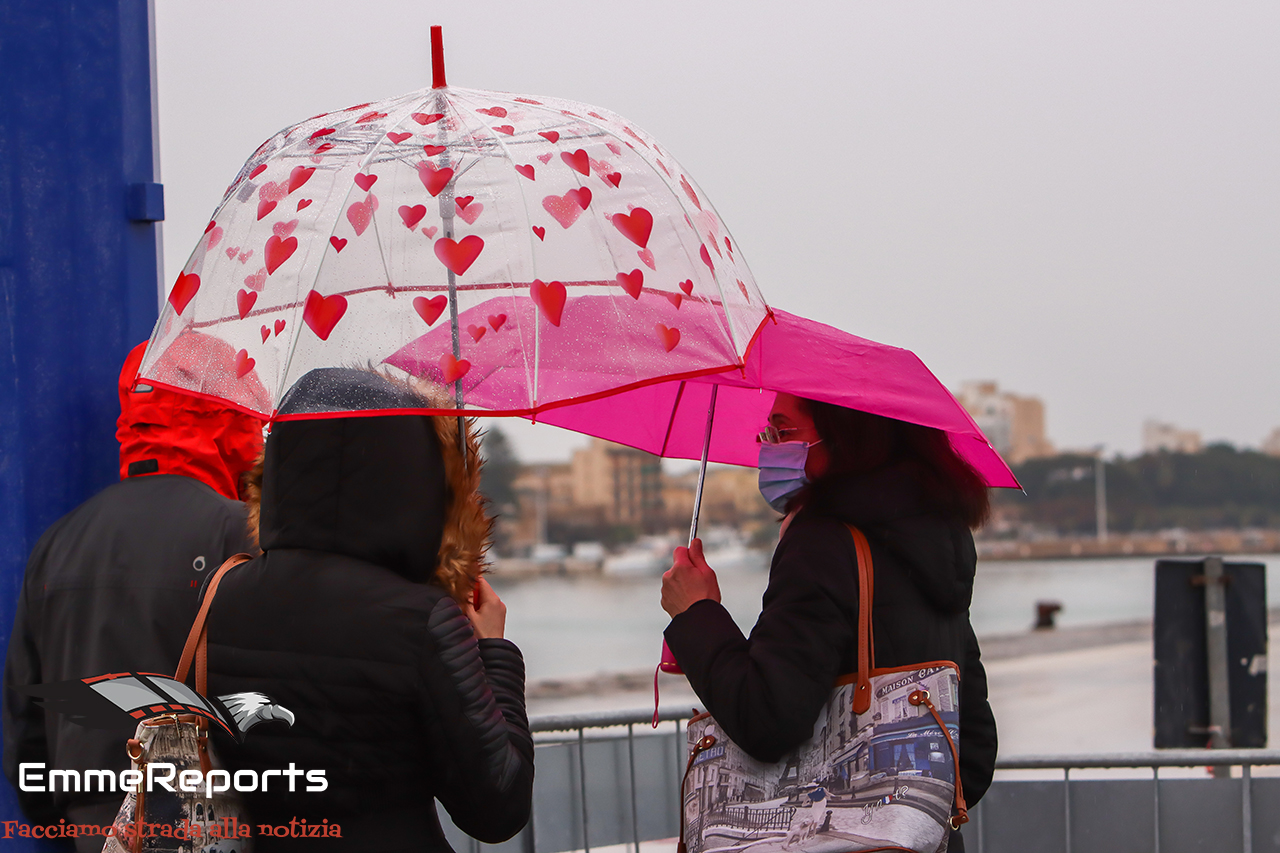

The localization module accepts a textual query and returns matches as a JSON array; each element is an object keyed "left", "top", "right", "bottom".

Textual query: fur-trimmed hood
[{"left": 244, "top": 368, "right": 489, "bottom": 605}]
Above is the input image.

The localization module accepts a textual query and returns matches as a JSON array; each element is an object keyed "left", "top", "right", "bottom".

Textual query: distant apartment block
[
  {"left": 570, "top": 438, "right": 665, "bottom": 528},
  {"left": 1263, "top": 428, "right": 1280, "bottom": 458},
  {"left": 1143, "top": 420, "right": 1202, "bottom": 454},
  {"left": 955, "top": 381, "right": 1055, "bottom": 464}
]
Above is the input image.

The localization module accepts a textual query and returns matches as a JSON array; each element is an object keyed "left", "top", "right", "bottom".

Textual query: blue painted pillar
[{"left": 0, "top": 0, "right": 162, "bottom": 844}]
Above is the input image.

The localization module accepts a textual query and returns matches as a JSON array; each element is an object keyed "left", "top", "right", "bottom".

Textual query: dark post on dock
[{"left": 1153, "top": 558, "right": 1268, "bottom": 755}]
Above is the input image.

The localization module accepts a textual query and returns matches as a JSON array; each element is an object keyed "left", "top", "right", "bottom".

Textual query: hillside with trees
[{"left": 995, "top": 445, "right": 1280, "bottom": 535}]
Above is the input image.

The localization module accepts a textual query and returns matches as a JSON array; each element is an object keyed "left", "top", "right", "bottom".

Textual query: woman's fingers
[{"left": 688, "top": 537, "right": 710, "bottom": 569}]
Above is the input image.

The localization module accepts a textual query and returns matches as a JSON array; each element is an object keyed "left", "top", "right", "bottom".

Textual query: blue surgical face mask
[{"left": 758, "top": 440, "right": 817, "bottom": 513}]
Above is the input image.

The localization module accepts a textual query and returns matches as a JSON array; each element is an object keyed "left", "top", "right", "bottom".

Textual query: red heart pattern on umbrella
[
  {"left": 532, "top": 226, "right": 546, "bottom": 241},
  {"left": 274, "top": 319, "right": 286, "bottom": 336},
  {"left": 235, "top": 349, "right": 256, "bottom": 378},
  {"left": 488, "top": 314, "right": 507, "bottom": 331},
  {"left": 561, "top": 149, "right": 590, "bottom": 176},
  {"left": 434, "top": 235, "right": 484, "bottom": 275},
  {"left": 439, "top": 353, "right": 471, "bottom": 383},
  {"left": 411, "top": 112, "right": 443, "bottom": 125},
  {"left": 617, "top": 269, "right": 644, "bottom": 300},
  {"left": 467, "top": 324, "right": 487, "bottom": 342},
  {"left": 414, "top": 295, "right": 448, "bottom": 326},
  {"left": 236, "top": 289, "right": 257, "bottom": 319},
  {"left": 386, "top": 132, "right": 412, "bottom": 144},
  {"left": 543, "top": 191, "right": 586, "bottom": 229},
  {"left": 265, "top": 235, "right": 297, "bottom": 274},
  {"left": 329, "top": 236, "right": 347, "bottom": 253},
  {"left": 346, "top": 197, "right": 374, "bottom": 236},
  {"left": 477, "top": 106, "right": 507, "bottom": 118},
  {"left": 494, "top": 125, "right": 515, "bottom": 136},
  {"left": 399, "top": 204, "right": 427, "bottom": 229},
  {"left": 531, "top": 279, "right": 566, "bottom": 326},
  {"left": 515, "top": 164, "right": 535, "bottom": 180},
  {"left": 304, "top": 291, "right": 347, "bottom": 340},
  {"left": 612, "top": 208, "right": 653, "bottom": 248},
  {"left": 168, "top": 272, "right": 200, "bottom": 314},
  {"left": 538, "top": 131, "right": 560, "bottom": 143},
  {"left": 260, "top": 325, "right": 270, "bottom": 343},
  {"left": 655, "top": 324, "right": 680, "bottom": 352},
  {"left": 243, "top": 269, "right": 266, "bottom": 292},
  {"left": 288, "top": 166, "right": 315, "bottom": 193},
  {"left": 354, "top": 173, "right": 378, "bottom": 191},
  {"left": 679, "top": 279, "right": 694, "bottom": 296},
  {"left": 417, "top": 162, "right": 454, "bottom": 197},
  {"left": 457, "top": 202, "right": 484, "bottom": 225},
  {"left": 296, "top": 198, "right": 312, "bottom": 211},
  {"left": 423, "top": 144, "right": 447, "bottom": 156},
  {"left": 273, "top": 219, "right": 298, "bottom": 239}
]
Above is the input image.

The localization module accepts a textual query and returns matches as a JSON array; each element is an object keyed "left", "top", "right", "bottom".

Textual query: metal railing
[
  {"left": 438, "top": 708, "right": 1280, "bottom": 853},
  {"left": 980, "top": 749, "right": 1280, "bottom": 853}
]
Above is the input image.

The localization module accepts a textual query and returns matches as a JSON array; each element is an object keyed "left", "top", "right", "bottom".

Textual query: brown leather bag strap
[
  {"left": 847, "top": 526, "right": 876, "bottom": 714},
  {"left": 910, "top": 689, "right": 969, "bottom": 829},
  {"left": 174, "top": 553, "right": 251, "bottom": 694}
]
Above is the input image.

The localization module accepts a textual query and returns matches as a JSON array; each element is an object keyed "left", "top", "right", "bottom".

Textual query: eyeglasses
[{"left": 756, "top": 425, "right": 822, "bottom": 446}]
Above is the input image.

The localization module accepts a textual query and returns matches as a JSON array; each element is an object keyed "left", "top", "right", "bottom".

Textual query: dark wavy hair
[{"left": 802, "top": 399, "right": 991, "bottom": 529}]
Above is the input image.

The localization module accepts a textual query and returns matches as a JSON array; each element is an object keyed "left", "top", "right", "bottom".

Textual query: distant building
[
  {"left": 570, "top": 439, "right": 665, "bottom": 529},
  {"left": 955, "top": 382, "right": 1055, "bottom": 465},
  {"left": 1143, "top": 420, "right": 1202, "bottom": 454},
  {"left": 1263, "top": 428, "right": 1280, "bottom": 458}
]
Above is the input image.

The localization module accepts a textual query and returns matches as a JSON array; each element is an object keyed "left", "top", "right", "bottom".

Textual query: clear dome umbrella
[{"left": 140, "top": 28, "right": 768, "bottom": 437}]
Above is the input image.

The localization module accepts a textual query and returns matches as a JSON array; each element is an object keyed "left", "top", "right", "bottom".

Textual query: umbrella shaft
[{"left": 688, "top": 385, "right": 719, "bottom": 545}]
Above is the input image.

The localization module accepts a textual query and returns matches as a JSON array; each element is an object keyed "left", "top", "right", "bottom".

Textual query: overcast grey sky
[{"left": 155, "top": 0, "right": 1280, "bottom": 464}]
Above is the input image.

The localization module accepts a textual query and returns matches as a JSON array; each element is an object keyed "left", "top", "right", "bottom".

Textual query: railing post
[
  {"left": 1153, "top": 765, "right": 1160, "bottom": 853},
  {"left": 578, "top": 727, "right": 591, "bottom": 853},
  {"left": 628, "top": 722, "right": 640, "bottom": 853},
  {"left": 1243, "top": 762, "right": 1253, "bottom": 853},
  {"left": 1063, "top": 766, "right": 1071, "bottom": 853}
]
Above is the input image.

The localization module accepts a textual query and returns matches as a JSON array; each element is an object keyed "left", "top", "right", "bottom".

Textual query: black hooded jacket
[
  {"left": 664, "top": 462, "right": 998, "bottom": 805},
  {"left": 206, "top": 370, "right": 533, "bottom": 851}
]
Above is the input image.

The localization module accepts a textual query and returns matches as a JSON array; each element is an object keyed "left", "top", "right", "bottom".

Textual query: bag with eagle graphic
[
  {"left": 677, "top": 528, "right": 969, "bottom": 853},
  {"left": 102, "top": 554, "right": 295, "bottom": 853}
]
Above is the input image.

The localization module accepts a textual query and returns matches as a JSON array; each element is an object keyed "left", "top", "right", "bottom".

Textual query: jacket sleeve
[
  {"left": 2, "top": 547, "right": 56, "bottom": 824},
  {"left": 420, "top": 596, "right": 534, "bottom": 843},
  {"left": 664, "top": 521, "right": 857, "bottom": 763},
  {"left": 958, "top": 625, "right": 997, "bottom": 805}
]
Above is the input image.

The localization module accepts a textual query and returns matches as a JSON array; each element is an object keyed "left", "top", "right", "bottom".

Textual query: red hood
[{"left": 117, "top": 342, "right": 266, "bottom": 500}]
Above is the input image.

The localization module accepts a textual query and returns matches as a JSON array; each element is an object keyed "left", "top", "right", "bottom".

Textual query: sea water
[{"left": 494, "top": 552, "right": 1278, "bottom": 681}]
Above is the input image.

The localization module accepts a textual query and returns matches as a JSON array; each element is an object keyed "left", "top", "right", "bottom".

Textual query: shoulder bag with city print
[{"left": 679, "top": 526, "right": 968, "bottom": 853}]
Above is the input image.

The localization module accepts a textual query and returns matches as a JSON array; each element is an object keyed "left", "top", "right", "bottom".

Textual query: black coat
[
  {"left": 206, "top": 370, "right": 534, "bottom": 852},
  {"left": 2, "top": 474, "right": 254, "bottom": 823},
  {"left": 664, "top": 463, "right": 998, "bottom": 805}
]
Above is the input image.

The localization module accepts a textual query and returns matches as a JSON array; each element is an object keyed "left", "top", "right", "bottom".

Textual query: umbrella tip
[{"left": 431, "top": 25, "right": 447, "bottom": 89}]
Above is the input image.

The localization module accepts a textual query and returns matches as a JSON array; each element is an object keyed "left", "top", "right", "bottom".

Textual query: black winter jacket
[
  {"left": 664, "top": 463, "right": 998, "bottom": 805},
  {"left": 206, "top": 370, "right": 533, "bottom": 852},
  {"left": 2, "top": 475, "right": 253, "bottom": 823}
]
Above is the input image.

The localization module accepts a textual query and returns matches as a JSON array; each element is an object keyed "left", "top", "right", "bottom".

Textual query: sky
[{"left": 154, "top": 0, "right": 1280, "bottom": 464}]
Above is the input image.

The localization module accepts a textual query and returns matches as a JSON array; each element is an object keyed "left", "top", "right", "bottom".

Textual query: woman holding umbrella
[{"left": 661, "top": 392, "right": 998, "bottom": 853}]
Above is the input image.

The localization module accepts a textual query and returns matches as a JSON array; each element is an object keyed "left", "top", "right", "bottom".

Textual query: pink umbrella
[{"left": 391, "top": 303, "right": 1019, "bottom": 492}]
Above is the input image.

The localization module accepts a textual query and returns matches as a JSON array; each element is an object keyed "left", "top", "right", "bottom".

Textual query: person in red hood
[{"left": 2, "top": 341, "right": 265, "bottom": 848}]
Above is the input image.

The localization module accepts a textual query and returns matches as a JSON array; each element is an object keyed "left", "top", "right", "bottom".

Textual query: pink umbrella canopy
[
  {"left": 138, "top": 30, "right": 766, "bottom": 418},
  {"left": 404, "top": 307, "right": 1017, "bottom": 489}
]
